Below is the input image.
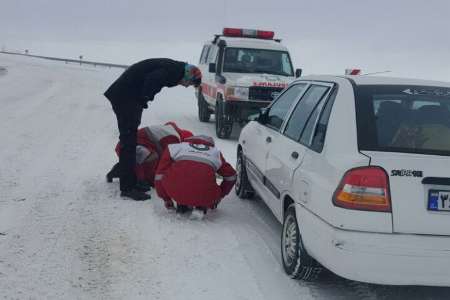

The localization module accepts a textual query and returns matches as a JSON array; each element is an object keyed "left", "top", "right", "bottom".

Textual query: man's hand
[{"left": 140, "top": 95, "right": 153, "bottom": 109}]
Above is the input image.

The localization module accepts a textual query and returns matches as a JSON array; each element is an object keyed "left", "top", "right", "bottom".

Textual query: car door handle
[
  {"left": 266, "top": 136, "right": 272, "bottom": 143},
  {"left": 291, "top": 151, "right": 299, "bottom": 159}
]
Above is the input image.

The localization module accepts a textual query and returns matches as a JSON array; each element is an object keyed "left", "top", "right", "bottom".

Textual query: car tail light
[
  {"left": 333, "top": 166, "right": 391, "bottom": 212},
  {"left": 223, "top": 28, "right": 275, "bottom": 40}
]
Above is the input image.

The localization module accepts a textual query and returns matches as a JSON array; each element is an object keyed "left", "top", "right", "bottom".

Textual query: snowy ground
[{"left": 1, "top": 54, "right": 449, "bottom": 299}]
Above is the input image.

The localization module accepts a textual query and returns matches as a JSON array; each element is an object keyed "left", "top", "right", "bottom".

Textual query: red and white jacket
[
  {"left": 155, "top": 136, "right": 236, "bottom": 209},
  {"left": 115, "top": 122, "right": 193, "bottom": 185}
]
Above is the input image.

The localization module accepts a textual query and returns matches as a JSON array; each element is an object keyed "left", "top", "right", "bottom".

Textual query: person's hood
[
  {"left": 184, "top": 135, "right": 215, "bottom": 147},
  {"left": 165, "top": 121, "right": 194, "bottom": 140}
]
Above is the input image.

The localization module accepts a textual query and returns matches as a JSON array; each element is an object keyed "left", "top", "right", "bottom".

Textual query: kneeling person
[
  {"left": 107, "top": 122, "right": 193, "bottom": 199},
  {"left": 155, "top": 135, "right": 236, "bottom": 215}
]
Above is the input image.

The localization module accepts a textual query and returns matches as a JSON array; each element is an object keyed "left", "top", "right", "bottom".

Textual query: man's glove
[{"left": 140, "top": 95, "right": 153, "bottom": 109}]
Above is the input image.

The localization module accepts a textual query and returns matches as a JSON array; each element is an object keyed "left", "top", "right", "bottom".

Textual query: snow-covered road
[{"left": 0, "top": 54, "right": 449, "bottom": 299}]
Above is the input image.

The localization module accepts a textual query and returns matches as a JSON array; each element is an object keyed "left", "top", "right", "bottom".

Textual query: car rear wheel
[
  {"left": 281, "top": 204, "right": 322, "bottom": 281},
  {"left": 198, "top": 93, "right": 211, "bottom": 122},
  {"left": 215, "top": 98, "right": 232, "bottom": 139},
  {"left": 235, "top": 150, "right": 254, "bottom": 199}
]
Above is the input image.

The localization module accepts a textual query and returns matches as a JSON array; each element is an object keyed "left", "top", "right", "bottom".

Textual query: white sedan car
[{"left": 236, "top": 75, "right": 450, "bottom": 286}]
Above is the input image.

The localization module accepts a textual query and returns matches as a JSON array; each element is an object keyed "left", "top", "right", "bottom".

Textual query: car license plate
[{"left": 428, "top": 190, "right": 450, "bottom": 211}]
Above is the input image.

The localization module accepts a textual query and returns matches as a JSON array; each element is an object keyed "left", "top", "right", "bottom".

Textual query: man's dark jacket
[{"left": 104, "top": 58, "right": 185, "bottom": 108}]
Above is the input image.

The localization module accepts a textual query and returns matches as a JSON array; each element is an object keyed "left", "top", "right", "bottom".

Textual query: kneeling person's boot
[
  {"left": 176, "top": 204, "right": 193, "bottom": 214},
  {"left": 121, "top": 188, "right": 151, "bottom": 201},
  {"left": 190, "top": 207, "right": 207, "bottom": 220}
]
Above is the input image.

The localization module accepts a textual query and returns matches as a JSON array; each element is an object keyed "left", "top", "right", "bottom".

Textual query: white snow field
[{"left": 0, "top": 54, "right": 449, "bottom": 300}]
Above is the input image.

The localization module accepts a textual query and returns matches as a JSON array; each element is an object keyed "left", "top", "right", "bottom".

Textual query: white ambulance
[{"left": 196, "top": 28, "right": 301, "bottom": 139}]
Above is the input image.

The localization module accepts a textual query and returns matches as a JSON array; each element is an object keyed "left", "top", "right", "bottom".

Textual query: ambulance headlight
[{"left": 226, "top": 86, "right": 249, "bottom": 100}]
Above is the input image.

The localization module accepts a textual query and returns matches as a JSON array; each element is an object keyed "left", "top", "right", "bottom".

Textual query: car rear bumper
[{"left": 297, "top": 205, "right": 450, "bottom": 286}]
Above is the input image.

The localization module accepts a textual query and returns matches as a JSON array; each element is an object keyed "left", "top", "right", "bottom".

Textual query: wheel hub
[
  {"left": 236, "top": 156, "right": 242, "bottom": 191},
  {"left": 283, "top": 215, "right": 298, "bottom": 266}
]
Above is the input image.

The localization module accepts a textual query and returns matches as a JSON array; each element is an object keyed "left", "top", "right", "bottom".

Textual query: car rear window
[{"left": 355, "top": 85, "right": 450, "bottom": 156}]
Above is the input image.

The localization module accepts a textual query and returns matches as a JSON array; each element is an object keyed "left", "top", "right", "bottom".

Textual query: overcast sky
[{"left": 1, "top": 0, "right": 450, "bottom": 80}]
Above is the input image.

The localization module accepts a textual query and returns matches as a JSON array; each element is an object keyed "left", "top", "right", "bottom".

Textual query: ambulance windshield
[{"left": 223, "top": 48, "right": 293, "bottom": 76}]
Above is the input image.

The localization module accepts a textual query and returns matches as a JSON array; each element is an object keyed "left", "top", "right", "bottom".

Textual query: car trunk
[{"left": 362, "top": 151, "right": 450, "bottom": 236}]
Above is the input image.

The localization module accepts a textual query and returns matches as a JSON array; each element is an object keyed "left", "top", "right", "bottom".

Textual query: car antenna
[{"left": 362, "top": 70, "right": 392, "bottom": 76}]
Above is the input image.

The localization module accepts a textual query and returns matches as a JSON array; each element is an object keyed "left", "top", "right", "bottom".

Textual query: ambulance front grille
[{"left": 248, "top": 86, "right": 284, "bottom": 101}]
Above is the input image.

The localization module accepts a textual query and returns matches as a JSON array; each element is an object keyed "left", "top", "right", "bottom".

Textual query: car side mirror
[
  {"left": 209, "top": 63, "right": 216, "bottom": 73},
  {"left": 257, "top": 108, "right": 269, "bottom": 124},
  {"left": 295, "top": 68, "right": 302, "bottom": 78}
]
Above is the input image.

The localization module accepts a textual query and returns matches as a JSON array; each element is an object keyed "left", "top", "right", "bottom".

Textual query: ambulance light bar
[{"left": 222, "top": 28, "right": 275, "bottom": 40}]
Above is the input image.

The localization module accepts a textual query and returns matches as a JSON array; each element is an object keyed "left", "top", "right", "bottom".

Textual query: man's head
[{"left": 180, "top": 64, "right": 202, "bottom": 88}]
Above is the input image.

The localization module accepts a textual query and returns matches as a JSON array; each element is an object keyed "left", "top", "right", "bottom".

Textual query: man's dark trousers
[{"left": 111, "top": 100, "right": 143, "bottom": 192}]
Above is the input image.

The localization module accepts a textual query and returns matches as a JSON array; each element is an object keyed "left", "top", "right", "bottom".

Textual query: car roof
[
  {"left": 207, "top": 37, "right": 289, "bottom": 52},
  {"left": 295, "top": 75, "right": 450, "bottom": 88}
]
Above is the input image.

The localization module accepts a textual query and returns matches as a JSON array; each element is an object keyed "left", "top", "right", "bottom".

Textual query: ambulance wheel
[
  {"left": 281, "top": 204, "right": 322, "bottom": 281},
  {"left": 215, "top": 99, "right": 232, "bottom": 139},
  {"left": 235, "top": 150, "right": 254, "bottom": 199},
  {"left": 198, "top": 93, "right": 211, "bottom": 122}
]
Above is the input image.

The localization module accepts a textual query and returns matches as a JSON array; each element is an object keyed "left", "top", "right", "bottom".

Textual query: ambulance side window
[
  {"left": 207, "top": 46, "right": 218, "bottom": 64},
  {"left": 200, "top": 45, "right": 210, "bottom": 64}
]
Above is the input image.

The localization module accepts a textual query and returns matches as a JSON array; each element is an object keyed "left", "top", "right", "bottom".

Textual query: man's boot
[
  {"left": 106, "top": 163, "right": 120, "bottom": 183},
  {"left": 120, "top": 188, "right": 151, "bottom": 201},
  {"left": 135, "top": 181, "right": 151, "bottom": 192}
]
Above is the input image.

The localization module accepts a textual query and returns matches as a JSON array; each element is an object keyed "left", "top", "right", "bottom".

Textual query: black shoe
[
  {"left": 106, "top": 174, "right": 113, "bottom": 183},
  {"left": 106, "top": 163, "right": 120, "bottom": 183},
  {"left": 135, "top": 181, "right": 151, "bottom": 192},
  {"left": 176, "top": 205, "right": 193, "bottom": 214},
  {"left": 120, "top": 189, "right": 151, "bottom": 201}
]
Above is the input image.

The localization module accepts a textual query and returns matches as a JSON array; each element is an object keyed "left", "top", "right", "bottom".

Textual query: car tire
[
  {"left": 235, "top": 150, "right": 254, "bottom": 199},
  {"left": 281, "top": 204, "right": 322, "bottom": 281},
  {"left": 215, "top": 98, "right": 232, "bottom": 139},
  {"left": 198, "top": 93, "right": 211, "bottom": 122}
]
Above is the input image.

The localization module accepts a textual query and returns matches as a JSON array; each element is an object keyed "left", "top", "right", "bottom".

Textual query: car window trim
[
  {"left": 280, "top": 81, "right": 335, "bottom": 136},
  {"left": 307, "top": 86, "right": 338, "bottom": 152},
  {"left": 299, "top": 85, "right": 334, "bottom": 147},
  {"left": 280, "top": 84, "right": 332, "bottom": 143},
  {"left": 264, "top": 82, "right": 310, "bottom": 132}
]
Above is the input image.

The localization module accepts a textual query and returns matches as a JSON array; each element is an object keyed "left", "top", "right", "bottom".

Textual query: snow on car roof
[{"left": 297, "top": 75, "right": 450, "bottom": 87}]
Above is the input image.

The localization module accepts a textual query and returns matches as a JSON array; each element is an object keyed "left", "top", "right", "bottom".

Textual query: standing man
[{"left": 104, "top": 59, "right": 202, "bottom": 200}]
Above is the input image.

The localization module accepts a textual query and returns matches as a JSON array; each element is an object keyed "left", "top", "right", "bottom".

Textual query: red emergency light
[
  {"left": 222, "top": 28, "right": 275, "bottom": 40},
  {"left": 345, "top": 68, "right": 362, "bottom": 75}
]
